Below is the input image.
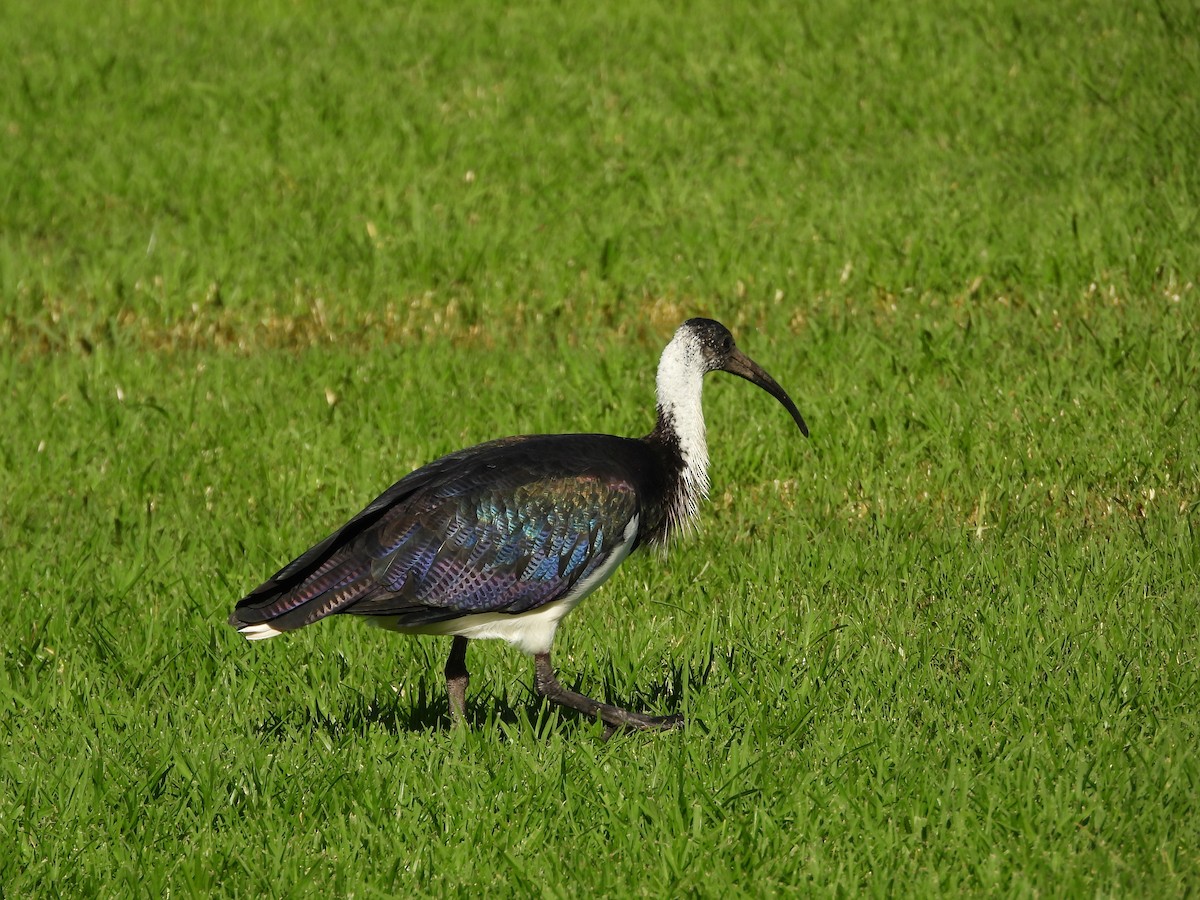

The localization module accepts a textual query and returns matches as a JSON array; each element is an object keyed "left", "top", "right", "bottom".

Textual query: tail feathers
[
  {"left": 229, "top": 554, "right": 378, "bottom": 639},
  {"left": 234, "top": 621, "right": 285, "bottom": 641}
]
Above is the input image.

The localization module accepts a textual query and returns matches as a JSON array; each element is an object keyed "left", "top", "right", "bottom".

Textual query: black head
[{"left": 679, "top": 317, "right": 809, "bottom": 437}]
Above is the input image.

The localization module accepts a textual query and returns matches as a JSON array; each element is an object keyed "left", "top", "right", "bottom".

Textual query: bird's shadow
[{"left": 250, "top": 661, "right": 693, "bottom": 742}]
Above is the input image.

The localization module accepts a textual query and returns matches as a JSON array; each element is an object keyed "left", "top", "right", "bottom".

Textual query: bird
[{"left": 229, "top": 318, "right": 808, "bottom": 732}]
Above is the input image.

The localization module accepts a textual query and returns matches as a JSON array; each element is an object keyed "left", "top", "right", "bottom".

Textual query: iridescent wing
[{"left": 230, "top": 436, "right": 643, "bottom": 633}]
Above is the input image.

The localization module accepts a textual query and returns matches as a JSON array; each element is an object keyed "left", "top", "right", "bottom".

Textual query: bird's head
[{"left": 675, "top": 318, "right": 809, "bottom": 437}]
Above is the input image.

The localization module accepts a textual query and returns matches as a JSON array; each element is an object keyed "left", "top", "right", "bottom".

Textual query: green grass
[{"left": 2, "top": 0, "right": 1199, "bottom": 895}]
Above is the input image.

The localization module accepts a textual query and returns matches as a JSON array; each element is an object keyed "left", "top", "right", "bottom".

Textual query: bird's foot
[
  {"left": 601, "top": 712, "right": 683, "bottom": 741},
  {"left": 533, "top": 652, "right": 683, "bottom": 735}
]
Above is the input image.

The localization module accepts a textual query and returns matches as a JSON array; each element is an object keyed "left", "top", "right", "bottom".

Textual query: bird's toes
[{"left": 614, "top": 711, "right": 684, "bottom": 733}]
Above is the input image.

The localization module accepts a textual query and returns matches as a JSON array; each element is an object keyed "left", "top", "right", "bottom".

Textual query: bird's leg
[
  {"left": 445, "top": 636, "right": 470, "bottom": 725},
  {"left": 533, "top": 652, "right": 683, "bottom": 732}
]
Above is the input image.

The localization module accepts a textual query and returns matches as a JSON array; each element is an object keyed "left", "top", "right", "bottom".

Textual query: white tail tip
[{"left": 237, "top": 622, "right": 284, "bottom": 641}]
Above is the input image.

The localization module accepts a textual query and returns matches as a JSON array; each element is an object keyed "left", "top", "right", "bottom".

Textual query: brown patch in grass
[{"left": 4, "top": 284, "right": 720, "bottom": 360}]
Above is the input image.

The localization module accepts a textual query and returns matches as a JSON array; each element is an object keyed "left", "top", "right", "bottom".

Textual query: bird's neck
[{"left": 648, "top": 333, "right": 710, "bottom": 539}]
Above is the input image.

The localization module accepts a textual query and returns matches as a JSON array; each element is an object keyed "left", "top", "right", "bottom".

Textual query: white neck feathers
[{"left": 655, "top": 329, "right": 711, "bottom": 534}]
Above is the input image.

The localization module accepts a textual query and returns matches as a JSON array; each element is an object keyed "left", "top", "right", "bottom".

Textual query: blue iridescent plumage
[{"left": 232, "top": 435, "right": 648, "bottom": 633}]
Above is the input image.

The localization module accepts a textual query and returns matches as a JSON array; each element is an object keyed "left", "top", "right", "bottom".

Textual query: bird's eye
[{"left": 721, "top": 335, "right": 733, "bottom": 353}]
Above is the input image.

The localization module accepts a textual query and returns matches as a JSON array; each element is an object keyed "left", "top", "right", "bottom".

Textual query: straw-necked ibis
[{"left": 229, "top": 318, "right": 808, "bottom": 732}]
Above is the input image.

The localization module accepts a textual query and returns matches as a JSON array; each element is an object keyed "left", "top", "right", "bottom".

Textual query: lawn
[{"left": 2, "top": 0, "right": 1198, "bottom": 895}]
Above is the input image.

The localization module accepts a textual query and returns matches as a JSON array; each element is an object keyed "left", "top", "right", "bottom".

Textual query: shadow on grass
[{"left": 248, "top": 660, "right": 693, "bottom": 740}]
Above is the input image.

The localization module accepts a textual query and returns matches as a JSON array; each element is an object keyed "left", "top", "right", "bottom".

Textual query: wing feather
[{"left": 230, "top": 435, "right": 647, "bottom": 634}]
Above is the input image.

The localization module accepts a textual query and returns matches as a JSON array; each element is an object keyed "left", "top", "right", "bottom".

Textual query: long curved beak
[{"left": 721, "top": 348, "right": 809, "bottom": 438}]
